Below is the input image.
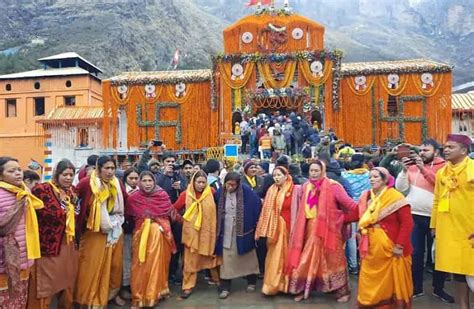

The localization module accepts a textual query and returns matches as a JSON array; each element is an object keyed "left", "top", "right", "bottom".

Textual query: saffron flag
[{"left": 245, "top": 0, "right": 272, "bottom": 6}]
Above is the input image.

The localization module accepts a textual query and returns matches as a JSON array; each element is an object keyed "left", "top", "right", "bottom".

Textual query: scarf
[
  {"left": 358, "top": 187, "right": 407, "bottom": 258},
  {"left": 127, "top": 182, "right": 173, "bottom": 263},
  {"left": 303, "top": 178, "right": 324, "bottom": 219},
  {"left": 255, "top": 175, "right": 294, "bottom": 241},
  {"left": 183, "top": 185, "right": 212, "bottom": 231},
  {"left": 0, "top": 181, "right": 44, "bottom": 260},
  {"left": 48, "top": 181, "right": 77, "bottom": 244},
  {"left": 438, "top": 156, "right": 474, "bottom": 212},
  {"left": 245, "top": 174, "right": 257, "bottom": 189},
  {"left": 87, "top": 170, "right": 120, "bottom": 232}
]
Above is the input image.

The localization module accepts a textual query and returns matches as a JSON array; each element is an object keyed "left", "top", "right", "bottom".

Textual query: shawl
[
  {"left": 215, "top": 184, "right": 262, "bottom": 255},
  {"left": 286, "top": 177, "right": 346, "bottom": 273},
  {"left": 128, "top": 182, "right": 173, "bottom": 263},
  {"left": 358, "top": 187, "right": 408, "bottom": 258},
  {"left": 0, "top": 181, "right": 44, "bottom": 259},
  {"left": 86, "top": 170, "right": 124, "bottom": 233},
  {"left": 182, "top": 174, "right": 217, "bottom": 256},
  {"left": 255, "top": 175, "right": 294, "bottom": 241},
  {"left": 47, "top": 181, "right": 77, "bottom": 244},
  {"left": 437, "top": 156, "right": 474, "bottom": 212}
]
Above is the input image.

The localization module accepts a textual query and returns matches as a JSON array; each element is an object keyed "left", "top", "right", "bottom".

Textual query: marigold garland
[
  {"left": 298, "top": 60, "right": 332, "bottom": 86},
  {"left": 345, "top": 76, "right": 376, "bottom": 96},
  {"left": 411, "top": 73, "right": 444, "bottom": 97},
  {"left": 218, "top": 62, "right": 256, "bottom": 89},
  {"left": 378, "top": 74, "right": 409, "bottom": 96},
  {"left": 257, "top": 61, "right": 296, "bottom": 88}
]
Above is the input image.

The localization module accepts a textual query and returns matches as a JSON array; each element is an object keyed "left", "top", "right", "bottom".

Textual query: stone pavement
[{"left": 110, "top": 272, "right": 473, "bottom": 308}]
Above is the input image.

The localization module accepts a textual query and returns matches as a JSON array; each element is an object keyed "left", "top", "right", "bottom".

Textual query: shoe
[
  {"left": 219, "top": 290, "right": 230, "bottom": 299},
  {"left": 246, "top": 284, "right": 256, "bottom": 292},
  {"left": 349, "top": 268, "right": 359, "bottom": 275},
  {"left": 413, "top": 292, "right": 424, "bottom": 298},
  {"left": 207, "top": 280, "right": 217, "bottom": 286},
  {"left": 433, "top": 290, "right": 455, "bottom": 304}
]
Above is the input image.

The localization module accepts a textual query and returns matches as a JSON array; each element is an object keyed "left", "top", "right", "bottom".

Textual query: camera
[
  {"left": 152, "top": 140, "right": 163, "bottom": 147},
  {"left": 172, "top": 163, "right": 182, "bottom": 171}
]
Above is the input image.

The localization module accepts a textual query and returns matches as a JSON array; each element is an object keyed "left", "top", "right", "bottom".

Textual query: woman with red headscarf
[
  {"left": 255, "top": 166, "right": 301, "bottom": 296},
  {"left": 286, "top": 160, "right": 357, "bottom": 303},
  {"left": 127, "top": 171, "right": 177, "bottom": 308},
  {"left": 345, "top": 167, "right": 414, "bottom": 308}
]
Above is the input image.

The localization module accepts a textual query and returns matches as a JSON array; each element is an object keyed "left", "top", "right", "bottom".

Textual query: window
[
  {"left": 65, "top": 80, "right": 72, "bottom": 88},
  {"left": 64, "top": 96, "right": 76, "bottom": 106},
  {"left": 5, "top": 84, "right": 11, "bottom": 91},
  {"left": 6, "top": 99, "right": 17, "bottom": 117},
  {"left": 34, "top": 82, "right": 41, "bottom": 90},
  {"left": 387, "top": 95, "right": 398, "bottom": 116},
  {"left": 78, "top": 128, "right": 89, "bottom": 147},
  {"left": 34, "top": 97, "right": 45, "bottom": 116}
]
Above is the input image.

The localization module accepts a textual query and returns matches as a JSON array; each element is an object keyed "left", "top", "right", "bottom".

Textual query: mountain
[{"left": 0, "top": 0, "right": 472, "bottom": 86}]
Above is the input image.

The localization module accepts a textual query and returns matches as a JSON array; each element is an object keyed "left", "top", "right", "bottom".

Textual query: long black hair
[{"left": 53, "top": 159, "right": 75, "bottom": 183}]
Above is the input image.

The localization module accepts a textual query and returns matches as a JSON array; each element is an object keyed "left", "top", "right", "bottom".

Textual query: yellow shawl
[
  {"left": 48, "top": 181, "right": 76, "bottom": 244},
  {"left": 0, "top": 181, "right": 44, "bottom": 259},
  {"left": 437, "top": 156, "right": 474, "bottom": 212},
  {"left": 87, "top": 171, "right": 120, "bottom": 232}
]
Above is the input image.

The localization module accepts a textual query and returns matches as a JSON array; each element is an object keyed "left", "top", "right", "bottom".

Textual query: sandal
[
  {"left": 113, "top": 295, "right": 126, "bottom": 306},
  {"left": 337, "top": 295, "right": 350, "bottom": 303},
  {"left": 294, "top": 293, "right": 305, "bottom": 302},
  {"left": 180, "top": 289, "right": 193, "bottom": 299}
]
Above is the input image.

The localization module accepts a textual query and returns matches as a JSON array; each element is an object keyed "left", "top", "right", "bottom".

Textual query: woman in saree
[
  {"left": 0, "top": 157, "right": 43, "bottom": 308},
  {"left": 286, "top": 160, "right": 357, "bottom": 303},
  {"left": 255, "top": 166, "right": 301, "bottom": 296},
  {"left": 173, "top": 170, "right": 220, "bottom": 298},
  {"left": 345, "top": 167, "right": 414, "bottom": 308},
  {"left": 120, "top": 167, "right": 140, "bottom": 301},
  {"left": 127, "top": 171, "right": 177, "bottom": 308},
  {"left": 75, "top": 155, "right": 127, "bottom": 308},
  {"left": 27, "top": 159, "right": 79, "bottom": 308}
]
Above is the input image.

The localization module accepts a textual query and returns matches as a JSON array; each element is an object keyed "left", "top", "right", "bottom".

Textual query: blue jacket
[{"left": 214, "top": 184, "right": 261, "bottom": 256}]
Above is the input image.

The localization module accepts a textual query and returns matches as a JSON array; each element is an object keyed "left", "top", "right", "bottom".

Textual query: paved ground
[{"left": 109, "top": 272, "right": 474, "bottom": 308}]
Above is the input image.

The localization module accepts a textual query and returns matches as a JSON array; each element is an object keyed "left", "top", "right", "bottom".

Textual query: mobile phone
[
  {"left": 396, "top": 145, "right": 411, "bottom": 160},
  {"left": 153, "top": 140, "right": 163, "bottom": 147}
]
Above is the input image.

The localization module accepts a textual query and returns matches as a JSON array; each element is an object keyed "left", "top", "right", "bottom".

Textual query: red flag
[{"left": 245, "top": 0, "right": 272, "bottom": 6}]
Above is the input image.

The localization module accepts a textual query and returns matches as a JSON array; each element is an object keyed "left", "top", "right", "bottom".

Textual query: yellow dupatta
[
  {"left": 0, "top": 181, "right": 44, "bottom": 259},
  {"left": 438, "top": 156, "right": 474, "bottom": 212},
  {"left": 87, "top": 170, "right": 119, "bottom": 232},
  {"left": 48, "top": 181, "right": 76, "bottom": 244},
  {"left": 183, "top": 185, "right": 212, "bottom": 231},
  {"left": 245, "top": 174, "right": 257, "bottom": 188}
]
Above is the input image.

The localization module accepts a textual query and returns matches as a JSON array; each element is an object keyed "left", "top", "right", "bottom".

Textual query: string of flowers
[
  {"left": 212, "top": 49, "right": 343, "bottom": 64},
  {"left": 331, "top": 52, "right": 343, "bottom": 111}
]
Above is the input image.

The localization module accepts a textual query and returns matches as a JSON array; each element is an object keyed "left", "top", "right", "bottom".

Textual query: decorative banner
[
  {"left": 421, "top": 73, "right": 434, "bottom": 89},
  {"left": 291, "top": 27, "right": 304, "bottom": 40},
  {"left": 346, "top": 75, "right": 375, "bottom": 96},
  {"left": 175, "top": 82, "right": 186, "bottom": 97},
  {"left": 298, "top": 60, "right": 332, "bottom": 86},
  {"left": 241, "top": 32, "right": 253, "bottom": 44},
  {"left": 412, "top": 73, "right": 444, "bottom": 97},
  {"left": 111, "top": 84, "right": 133, "bottom": 105},
  {"left": 379, "top": 74, "right": 409, "bottom": 96},
  {"left": 218, "top": 62, "right": 255, "bottom": 89},
  {"left": 387, "top": 74, "right": 400, "bottom": 89},
  {"left": 144, "top": 84, "right": 156, "bottom": 98},
  {"left": 354, "top": 75, "right": 367, "bottom": 90},
  {"left": 231, "top": 63, "right": 244, "bottom": 80}
]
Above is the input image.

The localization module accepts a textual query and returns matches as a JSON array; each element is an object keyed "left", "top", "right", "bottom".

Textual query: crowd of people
[{"left": 0, "top": 129, "right": 473, "bottom": 308}]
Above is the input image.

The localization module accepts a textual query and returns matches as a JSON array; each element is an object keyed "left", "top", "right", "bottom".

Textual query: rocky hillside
[{"left": 0, "top": 0, "right": 472, "bottom": 85}]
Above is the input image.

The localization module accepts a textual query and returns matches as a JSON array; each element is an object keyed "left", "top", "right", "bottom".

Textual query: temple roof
[
  {"left": 108, "top": 69, "right": 212, "bottom": 85},
  {"left": 38, "top": 106, "right": 104, "bottom": 124},
  {"left": 452, "top": 93, "right": 474, "bottom": 112},
  {"left": 341, "top": 59, "right": 453, "bottom": 76}
]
